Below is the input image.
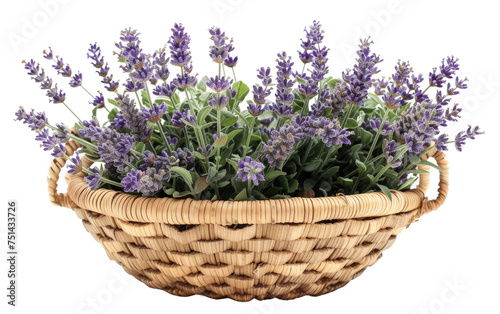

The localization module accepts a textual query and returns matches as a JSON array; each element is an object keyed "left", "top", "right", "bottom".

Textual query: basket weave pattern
[{"left": 48, "top": 141, "right": 448, "bottom": 301}]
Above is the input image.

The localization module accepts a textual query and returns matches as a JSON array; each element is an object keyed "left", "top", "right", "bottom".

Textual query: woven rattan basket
[{"left": 47, "top": 141, "right": 448, "bottom": 301}]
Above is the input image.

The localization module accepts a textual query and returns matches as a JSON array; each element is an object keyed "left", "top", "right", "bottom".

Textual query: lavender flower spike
[
  {"left": 342, "top": 38, "right": 381, "bottom": 106},
  {"left": 142, "top": 103, "right": 168, "bottom": 122},
  {"left": 369, "top": 118, "right": 394, "bottom": 135},
  {"left": 121, "top": 169, "right": 142, "bottom": 192},
  {"left": 67, "top": 151, "right": 83, "bottom": 174},
  {"left": 84, "top": 167, "right": 101, "bottom": 190},
  {"left": 169, "top": 23, "right": 192, "bottom": 68},
  {"left": 237, "top": 157, "right": 265, "bottom": 186},
  {"left": 206, "top": 75, "right": 233, "bottom": 93}
]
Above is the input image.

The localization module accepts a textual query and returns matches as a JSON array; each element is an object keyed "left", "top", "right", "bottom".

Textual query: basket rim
[{"left": 66, "top": 174, "right": 426, "bottom": 225}]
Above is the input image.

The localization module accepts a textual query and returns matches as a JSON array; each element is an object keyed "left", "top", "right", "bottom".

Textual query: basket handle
[
  {"left": 412, "top": 147, "right": 449, "bottom": 221},
  {"left": 47, "top": 140, "right": 81, "bottom": 208}
]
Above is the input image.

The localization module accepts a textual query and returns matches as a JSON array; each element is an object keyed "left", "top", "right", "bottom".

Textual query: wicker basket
[{"left": 47, "top": 141, "right": 448, "bottom": 301}]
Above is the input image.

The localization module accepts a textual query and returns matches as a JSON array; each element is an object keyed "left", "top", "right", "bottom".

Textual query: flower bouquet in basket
[{"left": 16, "top": 21, "right": 482, "bottom": 301}]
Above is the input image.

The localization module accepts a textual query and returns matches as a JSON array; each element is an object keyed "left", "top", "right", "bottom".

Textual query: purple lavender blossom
[
  {"left": 435, "top": 134, "right": 449, "bottom": 151},
  {"left": 342, "top": 38, "right": 381, "bottom": 106},
  {"left": 465, "top": 125, "right": 483, "bottom": 139},
  {"left": 15, "top": 107, "right": 48, "bottom": 131},
  {"left": 90, "top": 92, "right": 105, "bottom": 108},
  {"left": 257, "top": 67, "right": 273, "bottom": 86},
  {"left": 172, "top": 108, "right": 196, "bottom": 127},
  {"left": 169, "top": 148, "right": 194, "bottom": 168},
  {"left": 298, "top": 50, "right": 313, "bottom": 64},
  {"left": 444, "top": 104, "right": 462, "bottom": 124},
  {"left": 269, "top": 103, "right": 293, "bottom": 117},
  {"left": 454, "top": 125, "right": 484, "bottom": 151},
  {"left": 102, "top": 75, "right": 119, "bottom": 92},
  {"left": 297, "top": 115, "right": 352, "bottom": 147},
  {"left": 67, "top": 151, "right": 82, "bottom": 174},
  {"left": 139, "top": 150, "right": 156, "bottom": 170},
  {"left": 310, "top": 46, "right": 330, "bottom": 82},
  {"left": 173, "top": 73, "right": 198, "bottom": 89},
  {"left": 317, "top": 118, "right": 353, "bottom": 147},
  {"left": 130, "top": 64, "right": 154, "bottom": 82},
  {"left": 209, "top": 27, "right": 232, "bottom": 64},
  {"left": 248, "top": 102, "right": 265, "bottom": 116},
  {"left": 236, "top": 156, "right": 265, "bottom": 186},
  {"left": 224, "top": 56, "right": 238, "bottom": 68},
  {"left": 79, "top": 123, "right": 134, "bottom": 169},
  {"left": 87, "top": 43, "right": 105, "bottom": 68},
  {"left": 123, "top": 79, "right": 145, "bottom": 92},
  {"left": 183, "top": 63, "right": 193, "bottom": 74},
  {"left": 34, "top": 128, "right": 66, "bottom": 158},
  {"left": 135, "top": 167, "right": 169, "bottom": 196},
  {"left": 207, "top": 76, "right": 233, "bottom": 93},
  {"left": 121, "top": 169, "right": 142, "bottom": 192},
  {"left": 263, "top": 124, "right": 302, "bottom": 169},
  {"left": 116, "top": 94, "right": 152, "bottom": 142},
  {"left": 383, "top": 139, "right": 403, "bottom": 168},
  {"left": 207, "top": 94, "right": 229, "bottom": 109},
  {"left": 275, "top": 52, "right": 296, "bottom": 103},
  {"left": 167, "top": 136, "right": 178, "bottom": 147},
  {"left": 429, "top": 56, "right": 460, "bottom": 88},
  {"left": 381, "top": 61, "right": 413, "bottom": 109},
  {"left": 54, "top": 123, "right": 71, "bottom": 142},
  {"left": 152, "top": 81, "right": 177, "bottom": 97},
  {"left": 395, "top": 99, "right": 446, "bottom": 155},
  {"left": 369, "top": 118, "right": 394, "bottom": 135},
  {"left": 34, "top": 129, "right": 53, "bottom": 148},
  {"left": 169, "top": 24, "right": 192, "bottom": 68},
  {"left": 84, "top": 167, "right": 101, "bottom": 190},
  {"left": 69, "top": 73, "right": 83, "bottom": 87},
  {"left": 142, "top": 103, "right": 168, "bottom": 122},
  {"left": 23, "top": 60, "right": 68, "bottom": 104},
  {"left": 59, "top": 64, "right": 72, "bottom": 77},
  {"left": 111, "top": 114, "right": 127, "bottom": 130},
  {"left": 301, "top": 20, "right": 324, "bottom": 50},
  {"left": 155, "top": 63, "right": 170, "bottom": 81},
  {"left": 46, "top": 84, "right": 66, "bottom": 103},
  {"left": 404, "top": 130, "right": 425, "bottom": 155},
  {"left": 115, "top": 28, "right": 148, "bottom": 70},
  {"left": 330, "top": 81, "right": 348, "bottom": 116},
  {"left": 97, "top": 64, "right": 110, "bottom": 78},
  {"left": 298, "top": 83, "right": 319, "bottom": 97},
  {"left": 253, "top": 85, "right": 272, "bottom": 105},
  {"left": 447, "top": 77, "right": 468, "bottom": 96},
  {"left": 52, "top": 57, "right": 64, "bottom": 71},
  {"left": 43, "top": 47, "right": 54, "bottom": 60},
  {"left": 50, "top": 142, "right": 64, "bottom": 159},
  {"left": 152, "top": 48, "right": 169, "bottom": 65},
  {"left": 454, "top": 132, "right": 467, "bottom": 152}
]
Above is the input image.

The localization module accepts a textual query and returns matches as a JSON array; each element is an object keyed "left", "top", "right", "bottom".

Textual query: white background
[{"left": 1, "top": 0, "right": 499, "bottom": 313}]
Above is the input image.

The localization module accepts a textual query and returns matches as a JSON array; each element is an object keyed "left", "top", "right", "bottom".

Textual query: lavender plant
[{"left": 16, "top": 22, "right": 483, "bottom": 201}]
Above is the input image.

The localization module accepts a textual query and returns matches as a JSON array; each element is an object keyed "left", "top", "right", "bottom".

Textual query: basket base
[
  {"left": 131, "top": 267, "right": 367, "bottom": 301},
  {"left": 73, "top": 205, "right": 413, "bottom": 301}
]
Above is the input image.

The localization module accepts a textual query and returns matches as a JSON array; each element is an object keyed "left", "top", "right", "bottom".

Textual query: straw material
[{"left": 47, "top": 141, "right": 449, "bottom": 301}]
